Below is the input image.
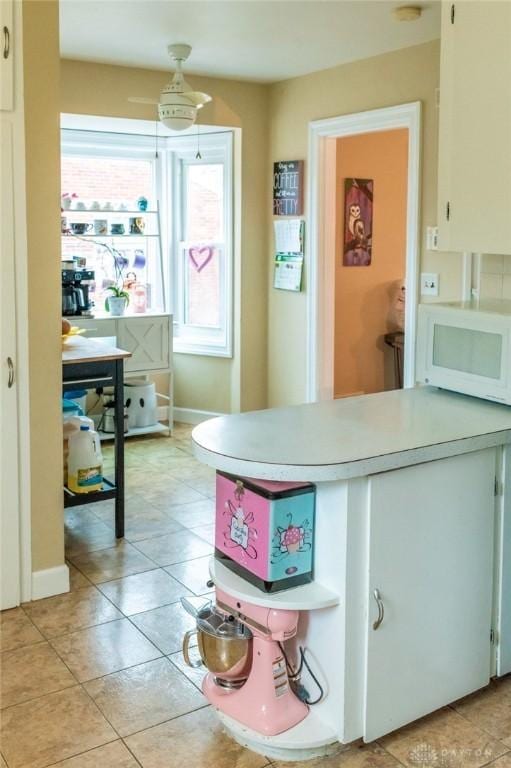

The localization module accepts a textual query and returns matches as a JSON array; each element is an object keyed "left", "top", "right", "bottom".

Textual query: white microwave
[{"left": 417, "top": 300, "right": 511, "bottom": 404}]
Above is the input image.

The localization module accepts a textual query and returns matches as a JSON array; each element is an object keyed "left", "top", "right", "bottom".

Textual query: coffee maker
[{"left": 62, "top": 269, "right": 95, "bottom": 316}]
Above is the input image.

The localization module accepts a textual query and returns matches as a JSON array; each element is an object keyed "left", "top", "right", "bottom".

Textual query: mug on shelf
[
  {"left": 110, "top": 223, "right": 125, "bottom": 235},
  {"left": 93, "top": 219, "right": 108, "bottom": 236},
  {"left": 129, "top": 217, "right": 145, "bottom": 235},
  {"left": 70, "top": 222, "right": 92, "bottom": 235}
]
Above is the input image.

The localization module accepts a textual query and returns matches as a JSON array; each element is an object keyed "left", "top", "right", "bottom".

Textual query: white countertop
[
  {"left": 74, "top": 311, "right": 171, "bottom": 320},
  {"left": 192, "top": 387, "right": 511, "bottom": 481}
]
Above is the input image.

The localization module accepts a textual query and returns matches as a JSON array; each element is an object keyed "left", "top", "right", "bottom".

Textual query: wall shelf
[
  {"left": 209, "top": 559, "right": 340, "bottom": 611},
  {"left": 62, "top": 210, "right": 158, "bottom": 215},
  {"left": 62, "top": 233, "right": 160, "bottom": 238}
]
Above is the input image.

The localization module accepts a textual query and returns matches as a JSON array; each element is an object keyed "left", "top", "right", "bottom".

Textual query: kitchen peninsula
[{"left": 192, "top": 387, "right": 511, "bottom": 759}]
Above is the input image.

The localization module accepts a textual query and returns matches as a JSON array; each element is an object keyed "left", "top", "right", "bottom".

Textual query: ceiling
[{"left": 60, "top": 0, "right": 440, "bottom": 84}]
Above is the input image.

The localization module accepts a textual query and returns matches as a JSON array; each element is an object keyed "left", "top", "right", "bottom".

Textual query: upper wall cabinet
[
  {"left": 0, "top": 0, "right": 13, "bottom": 111},
  {"left": 437, "top": 1, "right": 511, "bottom": 255}
]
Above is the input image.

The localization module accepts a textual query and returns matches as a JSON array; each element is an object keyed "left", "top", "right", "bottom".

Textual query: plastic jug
[
  {"left": 67, "top": 425, "right": 103, "bottom": 493},
  {"left": 63, "top": 414, "right": 95, "bottom": 484}
]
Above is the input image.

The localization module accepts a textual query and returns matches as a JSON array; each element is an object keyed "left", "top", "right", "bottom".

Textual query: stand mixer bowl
[{"left": 182, "top": 600, "right": 253, "bottom": 688}]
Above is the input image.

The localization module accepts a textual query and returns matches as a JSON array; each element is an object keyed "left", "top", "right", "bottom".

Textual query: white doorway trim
[{"left": 306, "top": 101, "right": 421, "bottom": 402}]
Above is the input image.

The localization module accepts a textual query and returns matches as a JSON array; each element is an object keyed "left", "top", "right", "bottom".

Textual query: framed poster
[
  {"left": 343, "top": 178, "right": 373, "bottom": 266},
  {"left": 273, "top": 160, "right": 304, "bottom": 216}
]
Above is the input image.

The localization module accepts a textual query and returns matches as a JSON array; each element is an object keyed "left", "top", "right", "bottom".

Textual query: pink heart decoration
[{"left": 189, "top": 246, "right": 213, "bottom": 273}]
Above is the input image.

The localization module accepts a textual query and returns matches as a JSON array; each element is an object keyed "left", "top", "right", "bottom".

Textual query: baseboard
[
  {"left": 172, "top": 407, "right": 224, "bottom": 425},
  {"left": 31, "top": 564, "right": 70, "bottom": 601}
]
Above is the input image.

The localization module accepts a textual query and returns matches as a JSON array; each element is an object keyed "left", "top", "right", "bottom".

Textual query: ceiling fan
[{"left": 128, "top": 44, "right": 212, "bottom": 131}]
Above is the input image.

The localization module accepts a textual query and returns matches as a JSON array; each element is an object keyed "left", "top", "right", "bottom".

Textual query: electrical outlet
[
  {"left": 426, "top": 226, "right": 439, "bottom": 251},
  {"left": 421, "top": 272, "right": 439, "bottom": 296}
]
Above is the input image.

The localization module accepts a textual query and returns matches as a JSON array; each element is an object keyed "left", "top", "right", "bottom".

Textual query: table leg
[{"left": 114, "top": 358, "right": 125, "bottom": 538}]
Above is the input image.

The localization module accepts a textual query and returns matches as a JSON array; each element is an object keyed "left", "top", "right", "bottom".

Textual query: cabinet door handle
[
  {"left": 372, "top": 588, "right": 385, "bottom": 630},
  {"left": 7, "top": 357, "right": 14, "bottom": 388},
  {"left": 3, "top": 26, "right": 10, "bottom": 60}
]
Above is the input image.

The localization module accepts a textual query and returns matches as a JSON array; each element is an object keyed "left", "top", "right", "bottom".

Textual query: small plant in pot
[{"left": 105, "top": 286, "right": 130, "bottom": 317}]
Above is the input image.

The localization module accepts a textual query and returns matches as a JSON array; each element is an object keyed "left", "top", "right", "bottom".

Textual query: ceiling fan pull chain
[{"left": 196, "top": 125, "right": 202, "bottom": 160}]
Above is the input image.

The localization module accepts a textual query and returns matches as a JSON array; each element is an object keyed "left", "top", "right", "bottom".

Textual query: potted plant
[{"left": 105, "top": 286, "right": 130, "bottom": 317}]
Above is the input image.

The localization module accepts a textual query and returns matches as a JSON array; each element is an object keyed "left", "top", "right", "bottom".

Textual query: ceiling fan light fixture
[
  {"left": 129, "top": 43, "right": 211, "bottom": 132},
  {"left": 158, "top": 100, "right": 197, "bottom": 131}
]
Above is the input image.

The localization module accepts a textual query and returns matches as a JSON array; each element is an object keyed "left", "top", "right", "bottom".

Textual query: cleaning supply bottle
[
  {"left": 67, "top": 425, "right": 103, "bottom": 493},
  {"left": 62, "top": 413, "right": 95, "bottom": 484}
]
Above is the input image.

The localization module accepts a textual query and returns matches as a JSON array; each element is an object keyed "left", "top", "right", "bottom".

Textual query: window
[
  {"left": 61, "top": 125, "right": 234, "bottom": 357},
  {"left": 172, "top": 132, "right": 233, "bottom": 356},
  {"left": 61, "top": 131, "right": 164, "bottom": 314}
]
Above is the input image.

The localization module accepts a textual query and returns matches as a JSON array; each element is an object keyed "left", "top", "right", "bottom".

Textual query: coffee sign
[{"left": 273, "top": 160, "right": 304, "bottom": 216}]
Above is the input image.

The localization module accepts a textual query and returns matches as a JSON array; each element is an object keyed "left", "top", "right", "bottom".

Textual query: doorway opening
[{"left": 306, "top": 102, "right": 421, "bottom": 402}]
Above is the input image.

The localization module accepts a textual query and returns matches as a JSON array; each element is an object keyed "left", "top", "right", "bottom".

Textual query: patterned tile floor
[{"left": 2, "top": 423, "right": 511, "bottom": 767}]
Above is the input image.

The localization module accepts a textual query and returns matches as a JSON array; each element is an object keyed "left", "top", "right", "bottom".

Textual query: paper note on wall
[
  {"left": 274, "top": 219, "right": 303, "bottom": 255},
  {"left": 273, "top": 255, "right": 303, "bottom": 292}
]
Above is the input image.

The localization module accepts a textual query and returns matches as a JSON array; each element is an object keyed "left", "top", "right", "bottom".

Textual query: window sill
[{"left": 173, "top": 341, "right": 233, "bottom": 359}]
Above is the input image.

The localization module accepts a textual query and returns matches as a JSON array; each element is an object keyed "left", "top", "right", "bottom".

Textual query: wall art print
[{"left": 343, "top": 178, "right": 374, "bottom": 267}]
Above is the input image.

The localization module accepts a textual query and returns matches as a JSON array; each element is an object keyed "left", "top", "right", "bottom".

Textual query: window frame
[
  {"left": 60, "top": 129, "right": 166, "bottom": 311},
  {"left": 169, "top": 131, "right": 233, "bottom": 358},
  {"left": 61, "top": 127, "right": 234, "bottom": 358}
]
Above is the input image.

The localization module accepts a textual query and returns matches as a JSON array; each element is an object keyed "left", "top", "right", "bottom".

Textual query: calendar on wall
[{"left": 273, "top": 219, "right": 304, "bottom": 292}]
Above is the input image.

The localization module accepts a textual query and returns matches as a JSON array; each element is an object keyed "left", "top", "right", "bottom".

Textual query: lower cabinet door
[
  {"left": 496, "top": 446, "right": 511, "bottom": 677},
  {"left": 364, "top": 449, "right": 496, "bottom": 742},
  {"left": 117, "top": 316, "right": 170, "bottom": 372}
]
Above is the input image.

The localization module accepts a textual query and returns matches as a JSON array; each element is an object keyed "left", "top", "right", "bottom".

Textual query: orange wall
[{"left": 334, "top": 128, "right": 408, "bottom": 398}]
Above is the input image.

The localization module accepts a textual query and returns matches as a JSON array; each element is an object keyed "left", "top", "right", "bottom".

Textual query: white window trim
[
  {"left": 61, "top": 127, "right": 234, "bottom": 358},
  {"left": 169, "top": 131, "right": 233, "bottom": 358}
]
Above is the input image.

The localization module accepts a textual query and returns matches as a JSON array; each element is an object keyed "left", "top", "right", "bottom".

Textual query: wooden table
[{"left": 62, "top": 336, "right": 131, "bottom": 538}]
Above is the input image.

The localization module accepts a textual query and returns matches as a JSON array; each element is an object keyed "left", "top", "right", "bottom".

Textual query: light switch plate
[{"left": 421, "top": 272, "right": 439, "bottom": 296}]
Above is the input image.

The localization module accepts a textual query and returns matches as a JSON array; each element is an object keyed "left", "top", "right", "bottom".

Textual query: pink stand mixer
[{"left": 182, "top": 587, "right": 309, "bottom": 736}]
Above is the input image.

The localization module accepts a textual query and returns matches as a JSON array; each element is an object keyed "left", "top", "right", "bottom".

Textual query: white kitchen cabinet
[
  {"left": 194, "top": 388, "right": 511, "bottom": 759},
  {"left": 364, "top": 450, "right": 495, "bottom": 741},
  {"left": 437, "top": 1, "right": 511, "bottom": 254},
  {"left": 73, "top": 313, "right": 173, "bottom": 434},
  {"left": 494, "top": 445, "right": 511, "bottom": 676},
  {"left": 117, "top": 316, "right": 169, "bottom": 373},
  {"left": 1, "top": 0, "right": 25, "bottom": 609},
  {"left": 1, "top": 120, "right": 20, "bottom": 609},
  {"left": 0, "top": 0, "right": 13, "bottom": 111}
]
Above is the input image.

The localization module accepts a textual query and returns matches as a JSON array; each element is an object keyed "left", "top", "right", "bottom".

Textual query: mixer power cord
[{"left": 278, "top": 643, "right": 324, "bottom": 706}]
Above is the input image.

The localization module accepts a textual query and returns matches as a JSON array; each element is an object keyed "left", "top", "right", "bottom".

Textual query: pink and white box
[{"left": 215, "top": 471, "right": 315, "bottom": 593}]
